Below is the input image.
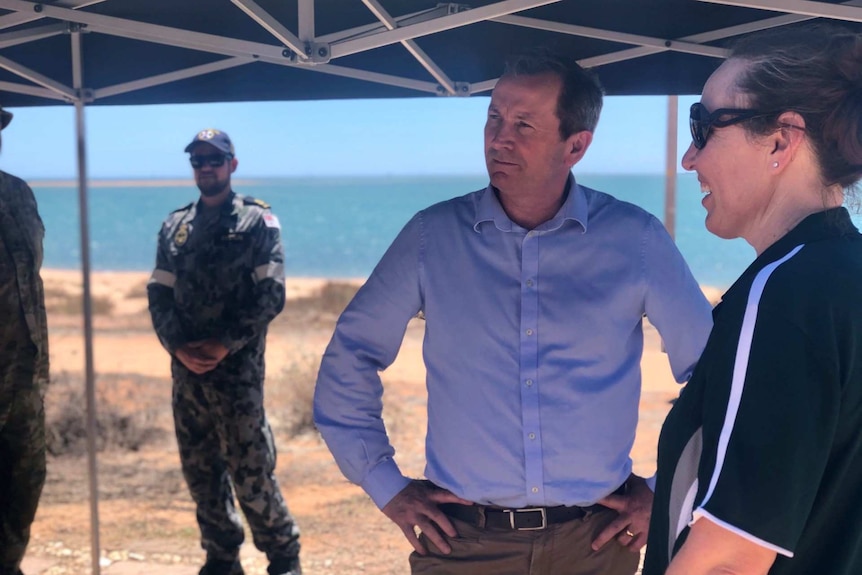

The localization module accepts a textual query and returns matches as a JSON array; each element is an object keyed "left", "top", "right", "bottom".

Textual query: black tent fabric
[{"left": 0, "top": 0, "right": 860, "bottom": 107}]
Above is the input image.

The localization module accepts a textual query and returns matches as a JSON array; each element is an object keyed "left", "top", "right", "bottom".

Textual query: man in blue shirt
[{"left": 314, "top": 50, "right": 712, "bottom": 575}]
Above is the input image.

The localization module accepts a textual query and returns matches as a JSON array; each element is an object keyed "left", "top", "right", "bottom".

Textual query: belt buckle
[{"left": 505, "top": 507, "right": 547, "bottom": 530}]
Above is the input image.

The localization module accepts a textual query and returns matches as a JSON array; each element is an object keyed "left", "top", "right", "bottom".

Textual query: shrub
[
  {"left": 279, "top": 281, "right": 360, "bottom": 325},
  {"left": 315, "top": 282, "right": 360, "bottom": 316},
  {"left": 125, "top": 278, "right": 151, "bottom": 299},
  {"left": 47, "top": 292, "right": 115, "bottom": 316},
  {"left": 45, "top": 374, "right": 164, "bottom": 456},
  {"left": 268, "top": 354, "right": 321, "bottom": 438}
]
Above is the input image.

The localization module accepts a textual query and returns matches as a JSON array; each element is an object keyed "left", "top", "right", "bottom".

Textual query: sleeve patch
[{"left": 263, "top": 213, "right": 281, "bottom": 229}]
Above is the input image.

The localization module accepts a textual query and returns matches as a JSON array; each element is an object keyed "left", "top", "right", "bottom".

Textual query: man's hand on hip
[
  {"left": 591, "top": 474, "right": 653, "bottom": 552},
  {"left": 381, "top": 479, "right": 473, "bottom": 556}
]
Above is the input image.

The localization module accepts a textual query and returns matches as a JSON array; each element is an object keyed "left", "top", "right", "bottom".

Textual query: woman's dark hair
[
  {"left": 729, "top": 25, "right": 862, "bottom": 190},
  {"left": 502, "top": 47, "right": 604, "bottom": 139}
]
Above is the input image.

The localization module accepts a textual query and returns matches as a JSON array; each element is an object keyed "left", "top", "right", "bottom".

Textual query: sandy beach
[{"left": 21, "top": 269, "right": 722, "bottom": 575}]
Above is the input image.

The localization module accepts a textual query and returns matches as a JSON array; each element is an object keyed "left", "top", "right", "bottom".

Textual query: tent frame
[{"left": 0, "top": 0, "right": 860, "bottom": 104}]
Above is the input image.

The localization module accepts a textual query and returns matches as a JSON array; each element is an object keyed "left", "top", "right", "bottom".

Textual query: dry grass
[
  {"left": 312, "top": 282, "right": 360, "bottom": 315},
  {"left": 28, "top": 271, "right": 675, "bottom": 574},
  {"left": 43, "top": 285, "right": 72, "bottom": 299},
  {"left": 44, "top": 278, "right": 361, "bottom": 322},
  {"left": 125, "top": 278, "right": 151, "bottom": 299},
  {"left": 269, "top": 354, "right": 321, "bottom": 439},
  {"left": 41, "top": 281, "right": 361, "bottom": 455},
  {"left": 45, "top": 371, "right": 167, "bottom": 456},
  {"left": 29, "top": 275, "right": 425, "bottom": 574},
  {"left": 45, "top": 289, "right": 116, "bottom": 316},
  {"left": 278, "top": 281, "right": 359, "bottom": 326}
]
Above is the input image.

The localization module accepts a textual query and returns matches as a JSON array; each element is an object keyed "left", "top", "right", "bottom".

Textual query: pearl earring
[{"left": 772, "top": 161, "right": 779, "bottom": 168}]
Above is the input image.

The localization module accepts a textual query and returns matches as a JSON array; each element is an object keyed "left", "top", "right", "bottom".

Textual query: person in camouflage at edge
[
  {"left": 0, "top": 105, "right": 50, "bottom": 575},
  {"left": 147, "top": 129, "right": 300, "bottom": 575}
]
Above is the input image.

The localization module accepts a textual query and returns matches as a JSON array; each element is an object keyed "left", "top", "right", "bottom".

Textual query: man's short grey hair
[{"left": 502, "top": 47, "right": 604, "bottom": 139}]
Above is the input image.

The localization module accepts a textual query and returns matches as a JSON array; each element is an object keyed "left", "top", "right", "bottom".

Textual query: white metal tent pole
[
  {"left": 362, "top": 0, "right": 459, "bottom": 94},
  {"left": 664, "top": 96, "right": 678, "bottom": 239},
  {"left": 71, "top": 26, "right": 101, "bottom": 575}
]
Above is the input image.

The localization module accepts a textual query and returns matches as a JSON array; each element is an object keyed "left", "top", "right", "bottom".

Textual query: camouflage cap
[
  {"left": 0, "top": 108, "right": 12, "bottom": 130},
  {"left": 184, "top": 128, "right": 234, "bottom": 155}
]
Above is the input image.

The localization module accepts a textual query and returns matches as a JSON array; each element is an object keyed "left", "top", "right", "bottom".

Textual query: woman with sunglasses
[{"left": 642, "top": 25, "right": 862, "bottom": 575}]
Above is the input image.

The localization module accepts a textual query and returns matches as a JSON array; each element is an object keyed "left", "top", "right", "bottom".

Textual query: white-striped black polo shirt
[{"left": 644, "top": 208, "right": 862, "bottom": 575}]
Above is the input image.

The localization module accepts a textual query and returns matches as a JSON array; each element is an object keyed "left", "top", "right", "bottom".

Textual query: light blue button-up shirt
[{"left": 314, "top": 177, "right": 712, "bottom": 510}]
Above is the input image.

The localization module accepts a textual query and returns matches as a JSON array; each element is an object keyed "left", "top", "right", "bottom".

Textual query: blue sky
[{"left": 0, "top": 94, "right": 700, "bottom": 180}]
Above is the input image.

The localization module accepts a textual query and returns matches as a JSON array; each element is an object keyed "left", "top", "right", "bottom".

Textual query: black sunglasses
[
  {"left": 689, "top": 102, "right": 779, "bottom": 149},
  {"left": 189, "top": 153, "right": 231, "bottom": 169}
]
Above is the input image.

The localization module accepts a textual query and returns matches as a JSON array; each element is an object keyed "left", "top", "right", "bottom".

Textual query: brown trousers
[{"left": 410, "top": 506, "right": 640, "bottom": 575}]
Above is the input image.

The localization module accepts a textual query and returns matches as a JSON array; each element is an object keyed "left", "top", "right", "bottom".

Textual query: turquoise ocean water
[{"left": 34, "top": 173, "right": 760, "bottom": 289}]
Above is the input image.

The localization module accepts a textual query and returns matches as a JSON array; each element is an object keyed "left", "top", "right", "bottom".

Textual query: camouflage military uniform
[
  {"left": 0, "top": 170, "right": 49, "bottom": 575},
  {"left": 147, "top": 191, "right": 299, "bottom": 565}
]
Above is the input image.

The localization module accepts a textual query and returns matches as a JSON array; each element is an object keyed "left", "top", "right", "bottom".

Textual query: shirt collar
[
  {"left": 193, "top": 190, "right": 237, "bottom": 219},
  {"left": 473, "top": 173, "right": 589, "bottom": 233},
  {"left": 723, "top": 207, "right": 857, "bottom": 302},
  {"left": 761, "top": 207, "right": 856, "bottom": 259}
]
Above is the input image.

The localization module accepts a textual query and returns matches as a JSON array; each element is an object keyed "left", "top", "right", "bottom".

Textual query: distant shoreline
[
  {"left": 30, "top": 178, "right": 191, "bottom": 188},
  {"left": 27, "top": 175, "right": 489, "bottom": 188},
  {"left": 27, "top": 172, "right": 673, "bottom": 189}
]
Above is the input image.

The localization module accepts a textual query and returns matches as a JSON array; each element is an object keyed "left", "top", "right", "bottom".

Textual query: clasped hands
[{"left": 175, "top": 339, "right": 230, "bottom": 374}]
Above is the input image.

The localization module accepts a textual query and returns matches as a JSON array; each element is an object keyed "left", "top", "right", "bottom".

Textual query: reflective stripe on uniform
[
  {"left": 254, "top": 262, "right": 284, "bottom": 283},
  {"left": 149, "top": 268, "right": 177, "bottom": 288}
]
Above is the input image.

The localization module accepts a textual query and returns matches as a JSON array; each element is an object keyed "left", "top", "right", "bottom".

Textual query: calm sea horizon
[{"left": 33, "top": 173, "right": 761, "bottom": 289}]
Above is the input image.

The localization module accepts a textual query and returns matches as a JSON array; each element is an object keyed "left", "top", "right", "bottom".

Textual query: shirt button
[
  {"left": 531, "top": 487, "right": 539, "bottom": 493},
  {"left": 526, "top": 379, "right": 533, "bottom": 386},
  {"left": 526, "top": 279, "right": 534, "bottom": 287},
  {"left": 528, "top": 433, "right": 536, "bottom": 440},
  {"left": 526, "top": 329, "right": 533, "bottom": 336}
]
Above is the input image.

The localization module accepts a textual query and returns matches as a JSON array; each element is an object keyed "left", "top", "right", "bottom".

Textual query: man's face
[
  {"left": 484, "top": 73, "right": 575, "bottom": 195},
  {"left": 188, "top": 142, "right": 236, "bottom": 197}
]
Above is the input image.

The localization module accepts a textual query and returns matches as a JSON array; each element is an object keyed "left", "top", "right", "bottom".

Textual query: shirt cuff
[
  {"left": 691, "top": 508, "right": 794, "bottom": 558},
  {"left": 361, "top": 458, "right": 411, "bottom": 509}
]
